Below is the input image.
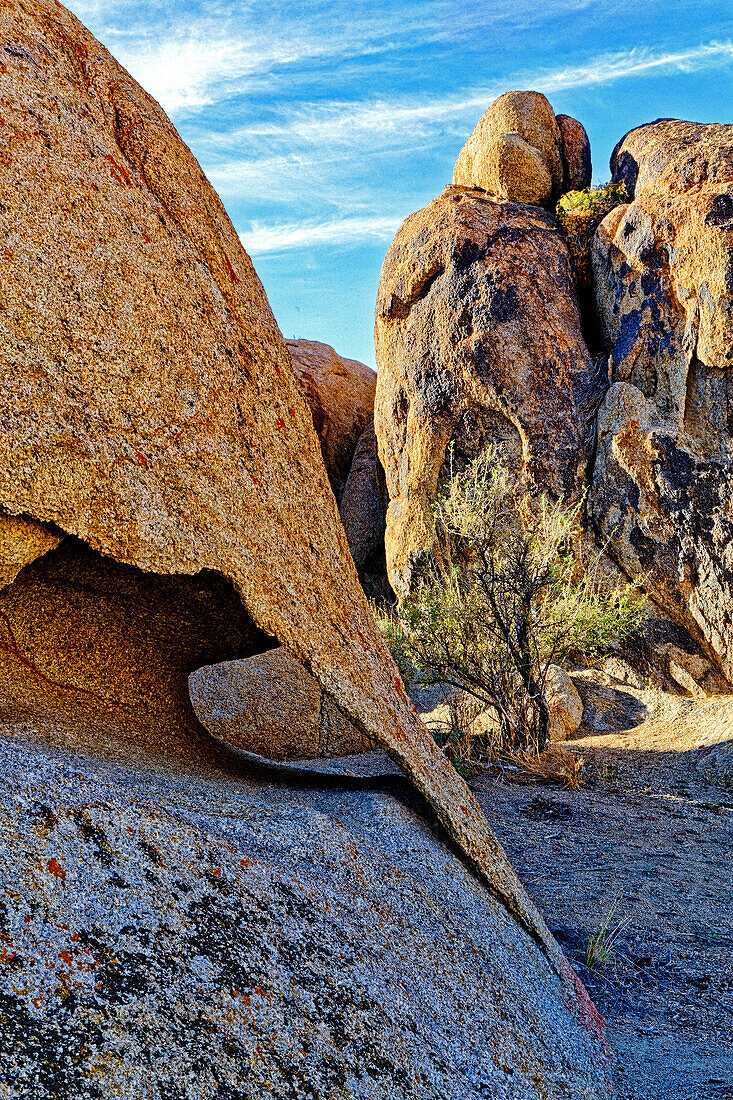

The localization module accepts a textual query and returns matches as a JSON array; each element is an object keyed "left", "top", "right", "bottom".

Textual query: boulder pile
[
  {"left": 376, "top": 96, "right": 733, "bottom": 701},
  {"left": 453, "top": 90, "right": 591, "bottom": 207}
]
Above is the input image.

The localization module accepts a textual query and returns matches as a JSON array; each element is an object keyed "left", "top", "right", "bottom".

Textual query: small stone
[{"left": 545, "top": 666, "right": 584, "bottom": 741}]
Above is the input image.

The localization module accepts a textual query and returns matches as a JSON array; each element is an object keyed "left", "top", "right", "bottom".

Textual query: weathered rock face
[
  {"left": 453, "top": 91, "right": 590, "bottom": 207},
  {"left": 0, "top": 734, "right": 612, "bottom": 1100},
  {"left": 0, "top": 513, "right": 61, "bottom": 588},
  {"left": 0, "top": 0, "right": 579, "bottom": 981},
  {"left": 287, "top": 339, "right": 377, "bottom": 500},
  {"left": 375, "top": 186, "right": 605, "bottom": 596},
  {"left": 189, "top": 648, "right": 371, "bottom": 761},
  {"left": 590, "top": 120, "right": 733, "bottom": 680},
  {"left": 286, "top": 341, "right": 388, "bottom": 598}
]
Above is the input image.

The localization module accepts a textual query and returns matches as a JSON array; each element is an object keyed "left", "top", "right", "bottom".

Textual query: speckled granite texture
[{"left": 0, "top": 732, "right": 611, "bottom": 1099}]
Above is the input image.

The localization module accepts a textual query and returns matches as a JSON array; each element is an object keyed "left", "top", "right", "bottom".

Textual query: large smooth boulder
[
  {"left": 287, "top": 339, "right": 377, "bottom": 501},
  {"left": 453, "top": 91, "right": 590, "bottom": 207},
  {"left": 0, "top": 734, "right": 613, "bottom": 1099},
  {"left": 190, "top": 648, "right": 371, "bottom": 761},
  {"left": 0, "top": 0, "right": 574, "bottom": 979},
  {"left": 375, "top": 186, "right": 605, "bottom": 597},
  {"left": 591, "top": 120, "right": 733, "bottom": 679}
]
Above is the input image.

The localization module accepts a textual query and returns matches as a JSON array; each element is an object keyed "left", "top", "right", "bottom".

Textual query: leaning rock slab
[
  {"left": 375, "top": 186, "right": 605, "bottom": 596},
  {"left": 591, "top": 119, "right": 733, "bottom": 679},
  {"left": 0, "top": 0, "right": 578, "bottom": 981},
  {"left": 0, "top": 733, "right": 613, "bottom": 1099}
]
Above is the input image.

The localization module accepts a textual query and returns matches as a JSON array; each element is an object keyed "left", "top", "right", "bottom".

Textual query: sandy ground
[{"left": 472, "top": 719, "right": 733, "bottom": 1100}]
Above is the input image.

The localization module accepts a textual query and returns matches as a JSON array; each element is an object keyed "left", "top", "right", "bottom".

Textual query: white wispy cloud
[
  {"left": 230, "top": 41, "right": 733, "bottom": 154},
  {"left": 67, "top": 0, "right": 490, "bottom": 115},
  {"left": 206, "top": 39, "right": 733, "bottom": 229},
  {"left": 241, "top": 215, "right": 406, "bottom": 254}
]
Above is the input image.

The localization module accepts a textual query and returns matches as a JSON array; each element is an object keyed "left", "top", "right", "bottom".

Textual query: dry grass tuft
[{"left": 502, "top": 745, "right": 586, "bottom": 789}]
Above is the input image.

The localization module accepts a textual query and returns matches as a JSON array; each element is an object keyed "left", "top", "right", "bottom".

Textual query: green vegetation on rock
[{"left": 556, "top": 182, "right": 629, "bottom": 289}]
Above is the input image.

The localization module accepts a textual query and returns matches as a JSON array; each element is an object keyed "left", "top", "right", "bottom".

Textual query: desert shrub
[
  {"left": 376, "top": 450, "right": 644, "bottom": 756},
  {"left": 556, "top": 181, "right": 629, "bottom": 290}
]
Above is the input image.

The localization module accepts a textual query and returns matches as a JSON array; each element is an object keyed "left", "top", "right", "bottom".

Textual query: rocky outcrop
[
  {"left": 190, "top": 648, "right": 371, "bottom": 761},
  {"left": 0, "top": 0, "right": 579, "bottom": 982},
  {"left": 287, "top": 339, "right": 377, "bottom": 500},
  {"left": 0, "top": 733, "right": 612, "bottom": 1099},
  {"left": 375, "top": 187, "right": 605, "bottom": 596},
  {"left": 453, "top": 91, "right": 590, "bottom": 207},
  {"left": 590, "top": 120, "right": 733, "bottom": 680}
]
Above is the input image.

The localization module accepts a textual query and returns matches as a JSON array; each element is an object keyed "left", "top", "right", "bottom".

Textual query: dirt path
[{"left": 472, "top": 733, "right": 733, "bottom": 1100}]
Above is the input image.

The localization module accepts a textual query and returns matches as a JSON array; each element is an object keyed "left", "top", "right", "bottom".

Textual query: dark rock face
[
  {"left": 374, "top": 186, "right": 605, "bottom": 597},
  {"left": 338, "top": 421, "right": 390, "bottom": 601},
  {"left": 0, "top": 734, "right": 612, "bottom": 1099},
  {"left": 556, "top": 114, "right": 592, "bottom": 193},
  {"left": 591, "top": 120, "right": 733, "bottom": 680}
]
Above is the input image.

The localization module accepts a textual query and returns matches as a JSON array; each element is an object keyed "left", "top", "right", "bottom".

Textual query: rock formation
[
  {"left": 546, "top": 665, "right": 584, "bottom": 741},
  {"left": 590, "top": 120, "right": 733, "bottom": 680},
  {"left": 287, "top": 339, "right": 377, "bottom": 500},
  {"left": 556, "top": 113, "right": 593, "bottom": 194},
  {"left": 337, "top": 420, "right": 389, "bottom": 599},
  {"left": 190, "top": 648, "right": 371, "bottom": 761},
  {"left": 0, "top": 0, "right": 588, "bottom": 1014},
  {"left": 375, "top": 186, "right": 605, "bottom": 596},
  {"left": 0, "top": 537, "right": 268, "bottom": 768},
  {"left": 453, "top": 91, "right": 591, "bottom": 207}
]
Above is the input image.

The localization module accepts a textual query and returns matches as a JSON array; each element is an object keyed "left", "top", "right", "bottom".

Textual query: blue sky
[{"left": 69, "top": 0, "right": 733, "bottom": 368}]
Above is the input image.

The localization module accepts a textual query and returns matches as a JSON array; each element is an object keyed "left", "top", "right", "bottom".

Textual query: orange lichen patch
[
  {"left": 46, "top": 856, "right": 66, "bottom": 884},
  {"left": 103, "top": 153, "right": 132, "bottom": 188}
]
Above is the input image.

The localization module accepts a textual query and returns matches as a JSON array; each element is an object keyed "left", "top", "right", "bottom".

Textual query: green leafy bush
[
  {"left": 556, "top": 181, "right": 629, "bottom": 290},
  {"left": 376, "top": 451, "right": 645, "bottom": 756}
]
